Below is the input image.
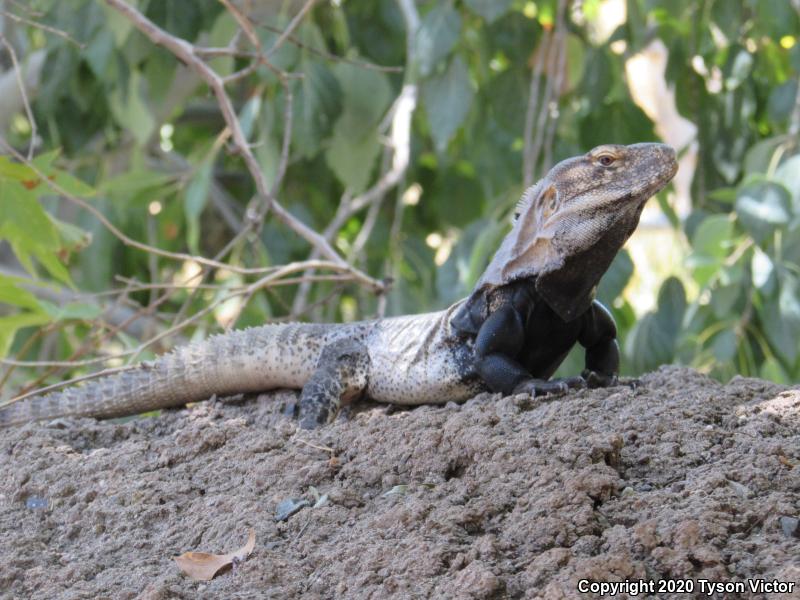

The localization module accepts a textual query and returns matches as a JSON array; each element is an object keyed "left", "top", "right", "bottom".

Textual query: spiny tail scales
[{"left": 0, "top": 323, "right": 345, "bottom": 427}]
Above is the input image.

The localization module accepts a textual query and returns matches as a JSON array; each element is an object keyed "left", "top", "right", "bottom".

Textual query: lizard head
[
  {"left": 513, "top": 143, "right": 678, "bottom": 223},
  {"left": 454, "top": 143, "right": 678, "bottom": 329}
]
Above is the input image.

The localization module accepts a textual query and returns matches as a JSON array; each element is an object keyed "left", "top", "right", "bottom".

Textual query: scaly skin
[
  {"left": 0, "top": 143, "right": 678, "bottom": 428},
  {"left": 0, "top": 306, "right": 481, "bottom": 427}
]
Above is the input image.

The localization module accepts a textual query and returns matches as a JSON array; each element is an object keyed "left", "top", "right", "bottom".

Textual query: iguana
[{"left": 0, "top": 143, "right": 678, "bottom": 429}]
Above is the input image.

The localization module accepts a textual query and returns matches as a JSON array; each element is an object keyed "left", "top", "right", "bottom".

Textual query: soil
[{"left": 1, "top": 366, "right": 798, "bottom": 600}]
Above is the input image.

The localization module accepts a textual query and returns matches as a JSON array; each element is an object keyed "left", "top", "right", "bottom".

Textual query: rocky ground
[{"left": 1, "top": 366, "right": 798, "bottom": 599}]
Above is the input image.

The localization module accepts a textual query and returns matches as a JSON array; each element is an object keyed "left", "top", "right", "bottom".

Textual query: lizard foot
[
  {"left": 512, "top": 376, "right": 586, "bottom": 397},
  {"left": 581, "top": 370, "right": 620, "bottom": 389}
]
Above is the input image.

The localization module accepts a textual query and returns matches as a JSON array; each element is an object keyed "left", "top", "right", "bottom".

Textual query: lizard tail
[{"left": 0, "top": 323, "right": 333, "bottom": 427}]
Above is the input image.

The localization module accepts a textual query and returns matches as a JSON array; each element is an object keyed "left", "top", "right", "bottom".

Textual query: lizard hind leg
[{"left": 298, "top": 339, "right": 370, "bottom": 430}]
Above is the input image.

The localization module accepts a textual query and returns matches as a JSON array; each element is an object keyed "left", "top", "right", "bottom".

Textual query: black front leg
[
  {"left": 473, "top": 304, "right": 528, "bottom": 395},
  {"left": 473, "top": 304, "right": 584, "bottom": 396},
  {"left": 579, "top": 301, "right": 620, "bottom": 388}
]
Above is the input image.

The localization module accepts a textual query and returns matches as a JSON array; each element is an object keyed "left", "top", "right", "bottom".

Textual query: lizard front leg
[
  {"left": 578, "top": 301, "right": 620, "bottom": 388},
  {"left": 298, "top": 339, "right": 369, "bottom": 429},
  {"left": 472, "top": 305, "right": 583, "bottom": 397}
]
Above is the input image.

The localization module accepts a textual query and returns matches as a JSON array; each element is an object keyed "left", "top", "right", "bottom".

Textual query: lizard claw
[
  {"left": 581, "top": 370, "right": 620, "bottom": 389},
  {"left": 512, "top": 376, "right": 586, "bottom": 398}
]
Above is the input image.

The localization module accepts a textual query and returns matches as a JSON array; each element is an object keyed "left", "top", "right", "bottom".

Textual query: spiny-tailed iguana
[{"left": 0, "top": 143, "right": 678, "bottom": 429}]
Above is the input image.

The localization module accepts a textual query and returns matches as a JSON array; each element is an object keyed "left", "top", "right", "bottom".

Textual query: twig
[
  {"left": 0, "top": 35, "right": 36, "bottom": 159},
  {"left": 290, "top": 46, "right": 418, "bottom": 314},
  {"left": 8, "top": 365, "right": 137, "bottom": 405},
  {"left": 0, "top": 9, "right": 85, "bottom": 47},
  {"left": 270, "top": 74, "right": 294, "bottom": 198},
  {"left": 219, "top": 0, "right": 264, "bottom": 55},
  {"left": 522, "top": 32, "right": 548, "bottom": 187},
  {"left": 542, "top": 3, "right": 568, "bottom": 171},
  {"left": 522, "top": 0, "right": 568, "bottom": 183},
  {"left": 0, "top": 140, "right": 381, "bottom": 288},
  {"left": 266, "top": 0, "right": 318, "bottom": 58},
  {"left": 257, "top": 23, "right": 403, "bottom": 72},
  {"left": 103, "top": 0, "right": 367, "bottom": 273},
  {"left": 294, "top": 437, "right": 334, "bottom": 454},
  {"left": 6, "top": 1, "right": 43, "bottom": 17},
  {"left": 2, "top": 355, "right": 123, "bottom": 368}
]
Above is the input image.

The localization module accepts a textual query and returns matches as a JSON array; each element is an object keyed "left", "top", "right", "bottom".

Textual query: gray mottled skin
[
  {"left": 0, "top": 303, "right": 480, "bottom": 428},
  {"left": 0, "top": 143, "right": 678, "bottom": 429}
]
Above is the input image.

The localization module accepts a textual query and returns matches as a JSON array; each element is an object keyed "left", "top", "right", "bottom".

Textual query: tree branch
[{"left": 103, "top": 0, "right": 370, "bottom": 276}]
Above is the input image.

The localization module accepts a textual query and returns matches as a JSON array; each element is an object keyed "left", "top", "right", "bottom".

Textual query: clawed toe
[
  {"left": 581, "top": 370, "right": 618, "bottom": 389},
  {"left": 512, "top": 376, "right": 586, "bottom": 398}
]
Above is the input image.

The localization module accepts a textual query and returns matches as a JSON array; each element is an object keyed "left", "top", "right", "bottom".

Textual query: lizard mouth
[{"left": 636, "top": 144, "right": 678, "bottom": 200}]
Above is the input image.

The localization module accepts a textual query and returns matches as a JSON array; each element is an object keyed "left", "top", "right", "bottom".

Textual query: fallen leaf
[
  {"left": 383, "top": 484, "right": 409, "bottom": 497},
  {"left": 174, "top": 529, "right": 256, "bottom": 581}
]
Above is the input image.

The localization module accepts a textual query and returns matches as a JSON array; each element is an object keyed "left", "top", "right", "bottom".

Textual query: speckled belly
[{"left": 364, "top": 312, "right": 484, "bottom": 405}]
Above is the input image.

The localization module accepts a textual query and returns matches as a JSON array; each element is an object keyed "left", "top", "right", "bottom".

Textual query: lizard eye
[{"left": 597, "top": 154, "right": 616, "bottom": 167}]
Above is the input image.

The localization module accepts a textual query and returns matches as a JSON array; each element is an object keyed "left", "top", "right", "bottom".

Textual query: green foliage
[
  {"left": 1, "top": 0, "right": 799, "bottom": 386},
  {"left": 631, "top": 142, "right": 800, "bottom": 382}
]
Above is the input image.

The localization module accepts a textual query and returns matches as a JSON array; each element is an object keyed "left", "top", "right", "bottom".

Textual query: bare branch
[
  {"left": 522, "top": 31, "right": 548, "bottom": 187},
  {"left": 256, "top": 23, "right": 403, "bottom": 72},
  {"left": 522, "top": 0, "right": 568, "bottom": 185},
  {"left": 266, "top": 0, "right": 318, "bottom": 58},
  {"left": 103, "top": 0, "right": 365, "bottom": 273},
  {"left": 0, "top": 9, "right": 85, "bottom": 47}
]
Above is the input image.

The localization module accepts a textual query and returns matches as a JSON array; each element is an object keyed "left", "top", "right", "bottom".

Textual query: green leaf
[
  {"left": 292, "top": 60, "right": 342, "bottom": 158},
  {"left": 774, "top": 154, "right": 800, "bottom": 214},
  {"left": 333, "top": 62, "right": 391, "bottom": 137},
  {"left": 109, "top": 71, "right": 156, "bottom": 146},
  {"left": 0, "top": 155, "right": 36, "bottom": 181},
  {"left": 724, "top": 49, "right": 753, "bottom": 91},
  {"left": 0, "top": 312, "right": 51, "bottom": 358},
  {"left": 624, "top": 313, "right": 674, "bottom": 373},
  {"left": 579, "top": 99, "right": 656, "bottom": 148},
  {"left": 38, "top": 301, "right": 102, "bottom": 321},
  {"left": 624, "top": 277, "right": 686, "bottom": 373},
  {"left": 184, "top": 159, "right": 214, "bottom": 253},
  {"left": 735, "top": 181, "right": 791, "bottom": 244},
  {"left": 0, "top": 151, "right": 95, "bottom": 198},
  {"left": 751, "top": 246, "right": 776, "bottom": 293},
  {"left": 689, "top": 214, "right": 733, "bottom": 258},
  {"left": 322, "top": 62, "right": 390, "bottom": 191},
  {"left": 464, "top": 0, "right": 513, "bottom": 23},
  {"left": 711, "top": 329, "right": 737, "bottom": 362},
  {"left": 0, "top": 179, "right": 70, "bottom": 284},
  {"left": 0, "top": 276, "right": 42, "bottom": 310},
  {"left": 743, "top": 135, "right": 787, "bottom": 175},
  {"left": 762, "top": 274, "right": 800, "bottom": 364},
  {"left": 711, "top": 284, "right": 741, "bottom": 319},
  {"left": 324, "top": 125, "right": 381, "bottom": 193},
  {"left": 597, "top": 249, "right": 633, "bottom": 306},
  {"left": 238, "top": 95, "right": 263, "bottom": 141},
  {"left": 422, "top": 55, "right": 474, "bottom": 153},
  {"left": 415, "top": 5, "right": 461, "bottom": 77},
  {"left": 85, "top": 28, "right": 115, "bottom": 77},
  {"left": 767, "top": 80, "right": 798, "bottom": 125},
  {"left": 101, "top": 169, "right": 174, "bottom": 197},
  {"left": 759, "top": 357, "right": 789, "bottom": 384},
  {"left": 656, "top": 277, "right": 687, "bottom": 334}
]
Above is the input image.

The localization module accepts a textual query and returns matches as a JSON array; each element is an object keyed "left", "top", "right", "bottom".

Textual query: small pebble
[{"left": 779, "top": 516, "right": 799, "bottom": 539}]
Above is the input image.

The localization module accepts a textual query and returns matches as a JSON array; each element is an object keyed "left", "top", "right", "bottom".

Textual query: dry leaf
[{"left": 174, "top": 529, "right": 256, "bottom": 581}]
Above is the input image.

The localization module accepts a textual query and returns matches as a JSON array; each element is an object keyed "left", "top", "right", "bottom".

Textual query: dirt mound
[{"left": 1, "top": 367, "right": 798, "bottom": 599}]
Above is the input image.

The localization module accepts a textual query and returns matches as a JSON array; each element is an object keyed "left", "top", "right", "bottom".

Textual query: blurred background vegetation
[{"left": 0, "top": 0, "right": 799, "bottom": 398}]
